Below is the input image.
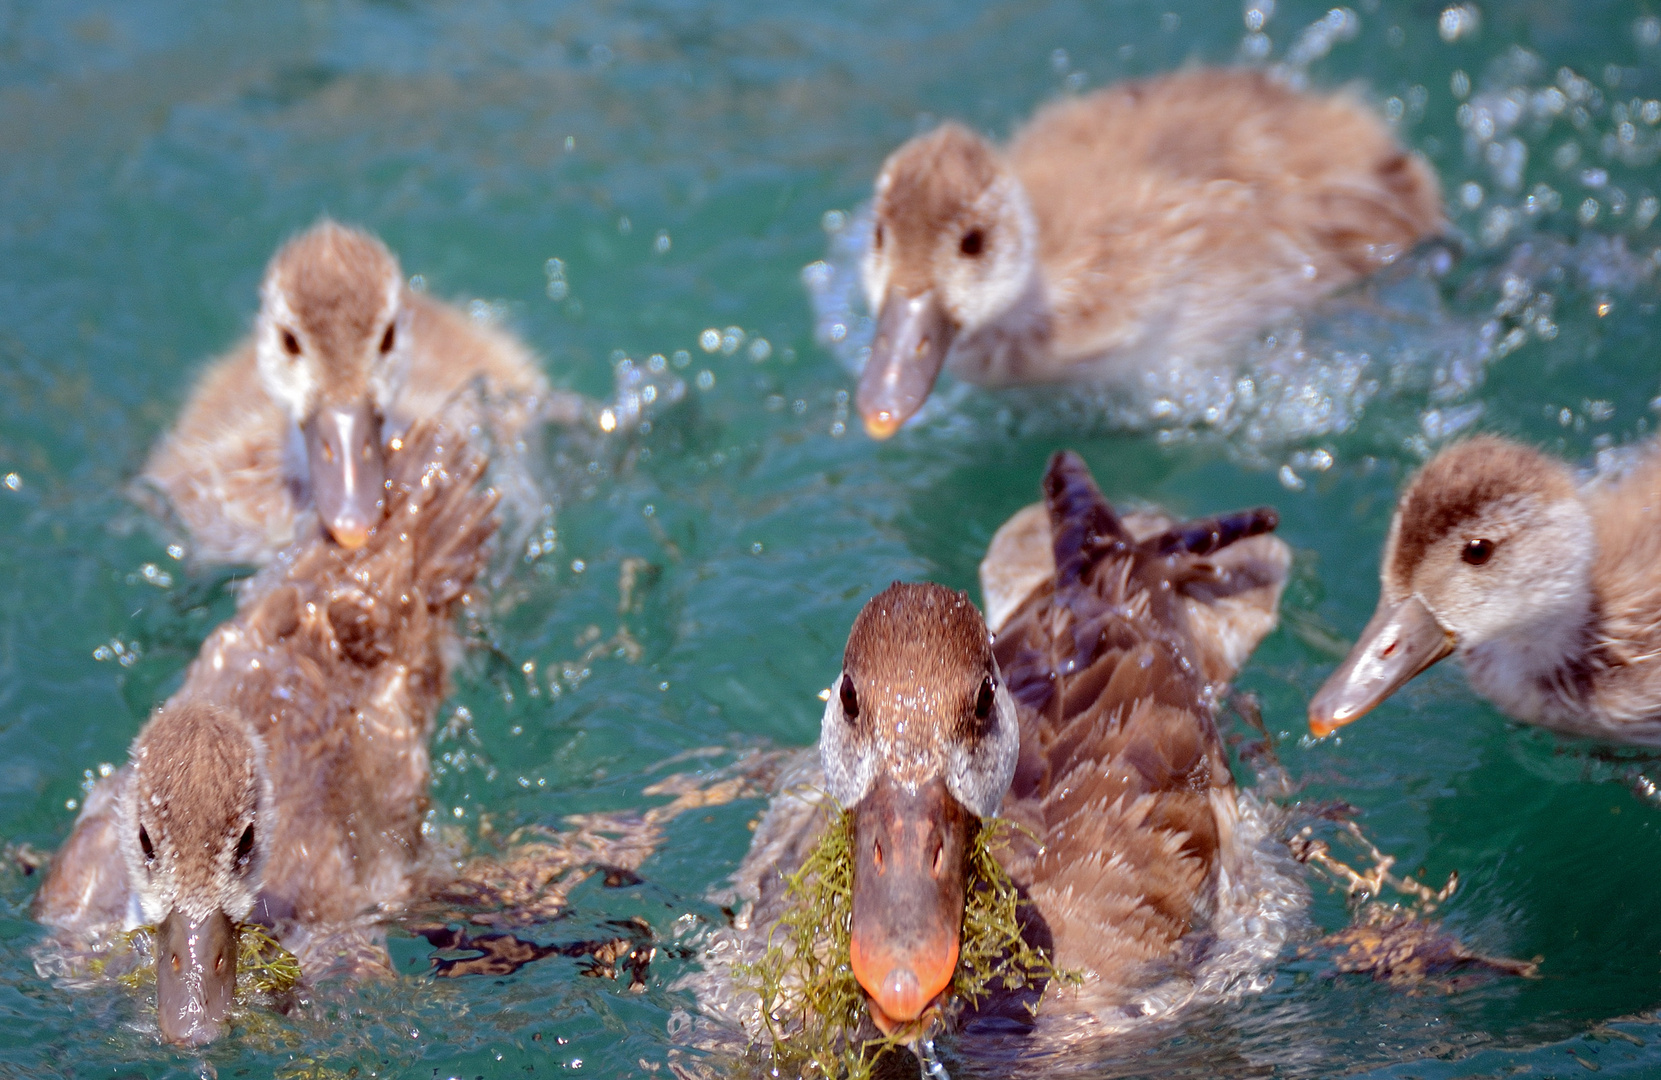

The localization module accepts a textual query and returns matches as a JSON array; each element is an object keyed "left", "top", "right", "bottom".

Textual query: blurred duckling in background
[
  {"left": 36, "top": 420, "right": 498, "bottom": 1044},
  {"left": 141, "top": 220, "right": 584, "bottom": 565},
  {"left": 708, "top": 452, "right": 1297, "bottom": 1047},
  {"left": 855, "top": 68, "right": 1444, "bottom": 438},
  {"left": 1309, "top": 435, "right": 1661, "bottom": 745}
]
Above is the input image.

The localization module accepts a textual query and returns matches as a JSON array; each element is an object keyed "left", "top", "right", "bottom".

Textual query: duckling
[
  {"left": 35, "top": 419, "right": 499, "bottom": 1043},
  {"left": 1309, "top": 435, "right": 1661, "bottom": 744},
  {"left": 855, "top": 68, "right": 1444, "bottom": 438},
  {"left": 139, "top": 220, "right": 582, "bottom": 564},
  {"left": 714, "top": 451, "right": 1295, "bottom": 1042}
]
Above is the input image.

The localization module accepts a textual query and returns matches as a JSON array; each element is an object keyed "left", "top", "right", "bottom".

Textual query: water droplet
[{"left": 1438, "top": 4, "right": 1479, "bottom": 43}]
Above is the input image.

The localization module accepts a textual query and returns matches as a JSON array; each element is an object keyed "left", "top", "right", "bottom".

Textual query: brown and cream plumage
[
  {"left": 35, "top": 420, "right": 498, "bottom": 1043},
  {"left": 854, "top": 68, "right": 1444, "bottom": 437},
  {"left": 706, "top": 450, "right": 1297, "bottom": 1047},
  {"left": 139, "top": 220, "right": 582, "bottom": 564},
  {"left": 1310, "top": 435, "right": 1661, "bottom": 744}
]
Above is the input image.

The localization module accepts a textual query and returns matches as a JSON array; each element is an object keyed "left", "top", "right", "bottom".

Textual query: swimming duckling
[
  {"left": 716, "top": 451, "right": 1295, "bottom": 1043},
  {"left": 140, "top": 220, "right": 581, "bottom": 564},
  {"left": 1309, "top": 435, "right": 1661, "bottom": 744},
  {"left": 35, "top": 419, "right": 498, "bottom": 1043},
  {"left": 855, "top": 68, "right": 1444, "bottom": 438}
]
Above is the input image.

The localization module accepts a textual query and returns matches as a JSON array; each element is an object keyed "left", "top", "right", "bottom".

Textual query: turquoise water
[{"left": 5, "top": 0, "right": 1661, "bottom": 1075}]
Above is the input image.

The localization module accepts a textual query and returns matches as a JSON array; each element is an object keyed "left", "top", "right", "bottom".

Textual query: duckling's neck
[
  {"left": 951, "top": 270, "right": 1052, "bottom": 385},
  {"left": 1461, "top": 587, "right": 1601, "bottom": 725}
]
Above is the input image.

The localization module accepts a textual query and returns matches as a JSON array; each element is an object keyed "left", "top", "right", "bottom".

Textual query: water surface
[{"left": 4, "top": 0, "right": 1661, "bottom": 1076}]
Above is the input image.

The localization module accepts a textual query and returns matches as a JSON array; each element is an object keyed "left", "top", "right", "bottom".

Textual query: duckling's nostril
[
  {"left": 873, "top": 839, "right": 885, "bottom": 873},
  {"left": 931, "top": 839, "right": 944, "bottom": 878}
]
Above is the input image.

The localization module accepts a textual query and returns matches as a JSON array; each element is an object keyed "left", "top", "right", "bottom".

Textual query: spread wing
[
  {"left": 991, "top": 451, "right": 1280, "bottom": 1001},
  {"left": 183, "top": 419, "right": 499, "bottom": 930}
]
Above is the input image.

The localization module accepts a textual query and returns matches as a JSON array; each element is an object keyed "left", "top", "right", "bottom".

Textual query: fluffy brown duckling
[
  {"left": 855, "top": 68, "right": 1444, "bottom": 438},
  {"left": 720, "top": 451, "right": 1294, "bottom": 1044},
  {"left": 141, "top": 220, "right": 580, "bottom": 564},
  {"left": 35, "top": 420, "right": 498, "bottom": 1044},
  {"left": 1310, "top": 435, "right": 1661, "bottom": 744}
]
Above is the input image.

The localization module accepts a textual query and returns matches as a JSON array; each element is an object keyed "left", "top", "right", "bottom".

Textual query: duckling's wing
[
  {"left": 179, "top": 419, "right": 499, "bottom": 933},
  {"left": 137, "top": 343, "right": 299, "bottom": 566},
  {"left": 981, "top": 501, "right": 1290, "bottom": 675},
  {"left": 1141, "top": 508, "right": 1290, "bottom": 685},
  {"left": 994, "top": 451, "right": 1233, "bottom": 999},
  {"left": 33, "top": 768, "right": 135, "bottom": 938}
]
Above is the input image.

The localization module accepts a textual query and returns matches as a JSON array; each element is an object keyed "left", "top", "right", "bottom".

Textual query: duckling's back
[
  {"left": 1010, "top": 68, "right": 1443, "bottom": 373},
  {"left": 989, "top": 451, "right": 1290, "bottom": 1012}
]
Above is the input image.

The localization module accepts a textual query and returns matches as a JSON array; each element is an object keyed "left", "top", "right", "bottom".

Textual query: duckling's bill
[
  {"left": 155, "top": 908, "right": 237, "bottom": 1046},
  {"left": 848, "top": 774, "right": 969, "bottom": 1032},
  {"left": 301, "top": 399, "right": 386, "bottom": 550},
  {"left": 857, "top": 289, "right": 952, "bottom": 439},
  {"left": 1309, "top": 594, "right": 1454, "bottom": 736}
]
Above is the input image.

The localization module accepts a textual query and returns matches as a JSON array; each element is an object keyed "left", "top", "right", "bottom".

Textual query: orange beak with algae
[{"left": 847, "top": 775, "right": 971, "bottom": 1033}]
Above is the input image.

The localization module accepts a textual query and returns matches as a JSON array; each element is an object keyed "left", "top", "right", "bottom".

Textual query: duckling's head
[
  {"left": 1310, "top": 437, "right": 1593, "bottom": 735},
  {"left": 256, "top": 220, "right": 409, "bottom": 549},
  {"left": 819, "top": 582, "right": 1020, "bottom": 1033},
  {"left": 858, "top": 124, "right": 1038, "bottom": 439},
  {"left": 118, "top": 702, "right": 272, "bottom": 1045}
]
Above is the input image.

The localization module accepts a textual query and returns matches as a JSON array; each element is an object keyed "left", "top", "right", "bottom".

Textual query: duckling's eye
[
  {"left": 280, "top": 328, "right": 301, "bottom": 357},
  {"left": 234, "top": 824, "right": 256, "bottom": 870},
  {"left": 839, "top": 675, "right": 859, "bottom": 722},
  {"left": 138, "top": 826, "right": 155, "bottom": 863},
  {"left": 379, "top": 323, "right": 396, "bottom": 355},
  {"left": 1462, "top": 538, "right": 1495, "bottom": 566},
  {"left": 974, "top": 677, "right": 996, "bottom": 723},
  {"left": 959, "top": 229, "right": 985, "bottom": 257}
]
